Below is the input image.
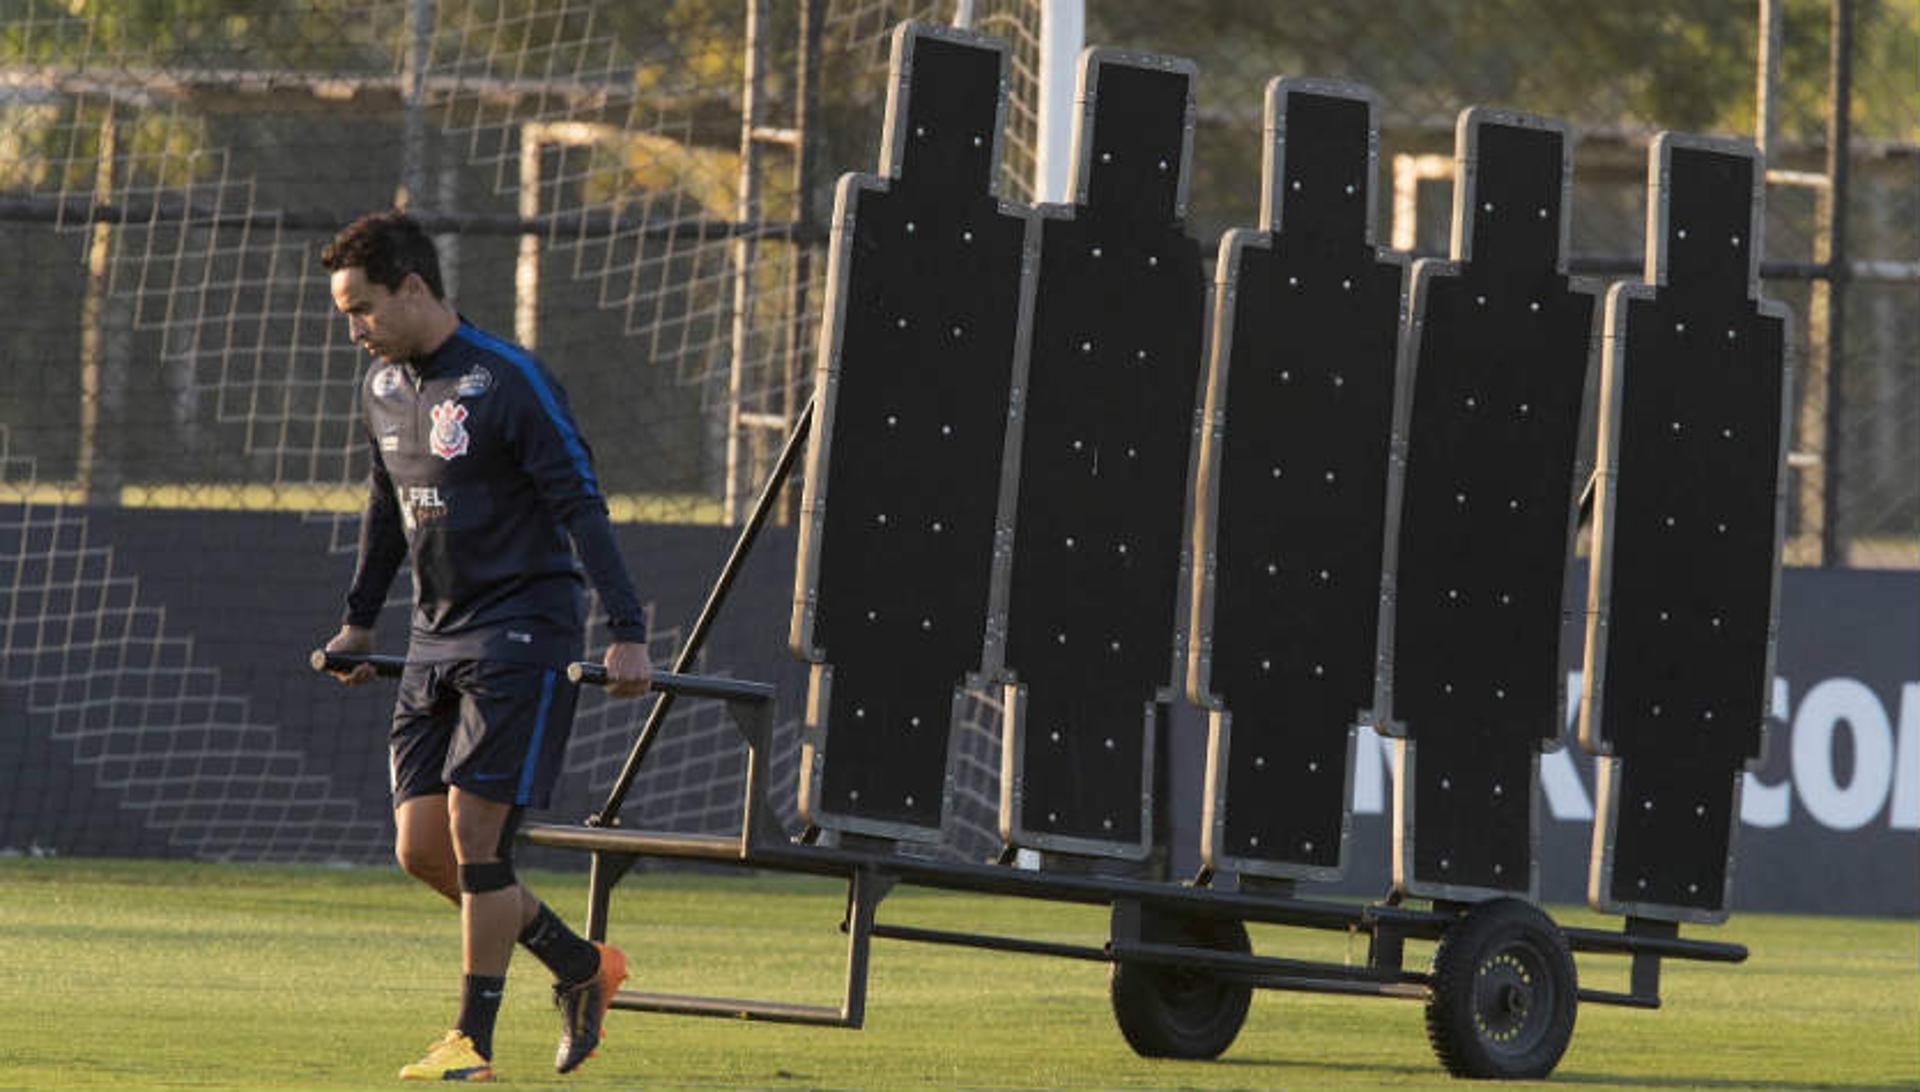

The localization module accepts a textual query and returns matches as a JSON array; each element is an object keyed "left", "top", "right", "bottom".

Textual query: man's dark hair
[{"left": 321, "top": 209, "right": 446, "bottom": 299}]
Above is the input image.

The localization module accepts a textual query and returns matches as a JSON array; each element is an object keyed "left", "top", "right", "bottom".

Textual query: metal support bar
[
  {"left": 836, "top": 867, "right": 890, "bottom": 1027},
  {"left": 312, "top": 651, "right": 776, "bottom": 705},
  {"left": 584, "top": 851, "right": 637, "bottom": 941},
  {"left": 724, "top": 0, "right": 771, "bottom": 523},
  {"left": 525, "top": 831, "right": 1756, "bottom": 1034},
  {"left": 612, "top": 991, "right": 851, "bottom": 1026},
  {"left": 537, "top": 824, "right": 746, "bottom": 860},
  {"left": 1569, "top": 916, "right": 1682, "bottom": 1010},
  {"left": 783, "top": 0, "right": 827, "bottom": 527},
  {"left": 515, "top": 124, "right": 542, "bottom": 348},
  {"left": 878, "top": 908, "right": 1434, "bottom": 1001},
  {"left": 0, "top": 195, "right": 829, "bottom": 242},
  {"left": 1111, "top": 939, "right": 1428, "bottom": 988},
  {"left": 398, "top": 0, "right": 431, "bottom": 207},
  {"left": 602, "top": 863, "right": 889, "bottom": 1029},
  {"left": 1579, "top": 988, "right": 1661, "bottom": 1010},
  {"left": 524, "top": 821, "right": 1464, "bottom": 941},
  {"left": 527, "top": 818, "right": 1757, "bottom": 991},
  {"left": 871, "top": 923, "right": 1111, "bottom": 962},
  {"left": 729, "top": 686, "right": 791, "bottom": 848},
  {"left": 563, "top": 664, "right": 777, "bottom": 703},
  {"left": 1561, "top": 921, "right": 1743, "bottom": 963},
  {"left": 1627, "top": 916, "right": 1679, "bottom": 1002},
  {"left": 1368, "top": 924, "right": 1408, "bottom": 975},
  {"left": 76, "top": 106, "right": 117, "bottom": 505},
  {"left": 1756, "top": 0, "right": 1781, "bottom": 161},
  {"left": 1232, "top": 974, "right": 1429, "bottom": 1001},
  {"left": 1817, "top": 0, "right": 1854, "bottom": 567}
]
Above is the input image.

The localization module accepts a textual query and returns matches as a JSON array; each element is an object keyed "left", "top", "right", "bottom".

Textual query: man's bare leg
[
  {"left": 396, "top": 793, "right": 544, "bottom": 931},
  {"left": 447, "top": 788, "right": 531, "bottom": 975},
  {"left": 394, "top": 795, "right": 458, "bottom": 905},
  {"left": 442, "top": 788, "right": 625, "bottom": 1073}
]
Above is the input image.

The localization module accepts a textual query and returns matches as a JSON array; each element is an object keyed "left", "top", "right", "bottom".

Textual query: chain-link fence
[
  {"left": 1092, "top": 0, "right": 1918, "bottom": 568},
  {"left": 4, "top": 1, "right": 1909, "bottom": 554},
  {"left": 0, "top": 0, "right": 1912, "bottom": 863}
]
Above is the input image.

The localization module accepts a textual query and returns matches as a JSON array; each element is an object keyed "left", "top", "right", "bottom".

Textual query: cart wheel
[
  {"left": 1425, "top": 898, "right": 1578, "bottom": 1079},
  {"left": 1110, "top": 913, "right": 1253, "bottom": 1059}
]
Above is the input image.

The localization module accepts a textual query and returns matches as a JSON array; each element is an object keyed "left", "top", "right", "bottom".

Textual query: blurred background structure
[{"left": 0, "top": 1, "right": 1914, "bottom": 873}]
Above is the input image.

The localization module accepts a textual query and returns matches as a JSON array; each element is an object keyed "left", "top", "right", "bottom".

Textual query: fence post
[{"left": 1815, "top": 0, "right": 1853, "bottom": 567}]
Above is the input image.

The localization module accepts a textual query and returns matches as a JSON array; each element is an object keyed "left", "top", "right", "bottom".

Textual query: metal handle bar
[{"left": 309, "top": 650, "right": 772, "bottom": 703}]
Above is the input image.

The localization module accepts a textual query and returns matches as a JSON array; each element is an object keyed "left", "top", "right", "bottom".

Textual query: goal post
[{"left": 1033, "top": 0, "right": 1083, "bottom": 203}]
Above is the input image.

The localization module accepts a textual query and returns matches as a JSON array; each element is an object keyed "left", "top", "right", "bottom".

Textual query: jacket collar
[{"left": 406, "top": 316, "right": 472, "bottom": 378}]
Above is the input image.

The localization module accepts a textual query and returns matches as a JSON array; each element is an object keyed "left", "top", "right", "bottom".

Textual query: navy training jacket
[{"left": 343, "top": 320, "right": 646, "bottom": 665}]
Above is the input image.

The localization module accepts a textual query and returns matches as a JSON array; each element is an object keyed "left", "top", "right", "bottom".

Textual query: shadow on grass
[
  {"left": 1555, "top": 1072, "right": 1913, "bottom": 1091},
  {"left": 1212, "top": 1055, "right": 1451, "bottom": 1080},
  {"left": 1214, "top": 1056, "right": 1913, "bottom": 1091}
]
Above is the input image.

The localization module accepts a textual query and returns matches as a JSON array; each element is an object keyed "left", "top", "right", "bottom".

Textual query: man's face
[{"left": 330, "top": 266, "right": 423, "bottom": 363}]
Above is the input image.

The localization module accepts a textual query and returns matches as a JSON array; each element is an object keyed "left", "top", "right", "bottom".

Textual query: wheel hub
[
  {"left": 1498, "top": 982, "right": 1528, "bottom": 1017},
  {"left": 1472, "top": 949, "right": 1545, "bottom": 1047}
]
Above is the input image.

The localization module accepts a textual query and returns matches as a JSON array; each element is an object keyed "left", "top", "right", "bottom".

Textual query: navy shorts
[{"left": 389, "top": 659, "right": 580, "bottom": 809}]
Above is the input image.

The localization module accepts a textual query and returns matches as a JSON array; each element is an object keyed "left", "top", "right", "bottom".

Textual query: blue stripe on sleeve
[
  {"left": 516, "top": 669, "right": 558, "bottom": 806},
  {"left": 455, "top": 323, "right": 601, "bottom": 494}
]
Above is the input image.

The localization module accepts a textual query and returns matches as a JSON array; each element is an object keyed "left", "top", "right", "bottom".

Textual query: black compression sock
[
  {"left": 518, "top": 902, "right": 601, "bottom": 984},
  {"left": 455, "top": 974, "right": 505, "bottom": 1060}
]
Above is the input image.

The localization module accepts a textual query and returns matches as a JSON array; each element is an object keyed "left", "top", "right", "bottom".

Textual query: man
[{"left": 319, "top": 209, "right": 652, "bottom": 1082}]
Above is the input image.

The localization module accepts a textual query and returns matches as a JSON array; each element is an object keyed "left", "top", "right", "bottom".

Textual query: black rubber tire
[
  {"left": 1109, "top": 913, "right": 1254, "bottom": 1060},
  {"left": 1425, "top": 898, "right": 1579, "bottom": 1080}
]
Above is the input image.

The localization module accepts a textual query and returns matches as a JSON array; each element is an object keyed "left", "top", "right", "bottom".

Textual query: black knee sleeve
[
  {"left": 457, "top": 807, "right": 525, "bottom": 893},
  {"left": 459, "top": 859, "right": 517, "bottom": 894}
]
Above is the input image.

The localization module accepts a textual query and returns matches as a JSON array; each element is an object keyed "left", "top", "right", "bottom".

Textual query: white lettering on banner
[
  {"left": 1348, "top": 673, "right": 1917, "bottom": 833},
  {"left": 1741, "top": 677, "right": 1793, "bottom": 828},
  {"left": 1792, "top": 677, "right": 1894, "bottom": 831},
  {"left": 1890, "top": 683, "right": 1919, "bottom": 831}
]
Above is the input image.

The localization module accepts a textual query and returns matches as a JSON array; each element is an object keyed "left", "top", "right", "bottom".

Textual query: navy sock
[
  {"left": 455, "top": 974, "right": 505, "bottom": 1060},
  {"left": 519, "top": 902, "right": 601, "bottom": 984}
]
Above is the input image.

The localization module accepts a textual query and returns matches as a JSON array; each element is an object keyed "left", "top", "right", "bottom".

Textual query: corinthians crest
[{"left": 428, "top": 398, "right": 470, "bottom": 460}]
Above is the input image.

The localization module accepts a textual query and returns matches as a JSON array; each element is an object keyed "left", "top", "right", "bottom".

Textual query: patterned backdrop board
[
  {"left": 1376, "top": 108, "right": 1600, "bottom": 901},
  {"left": 1583, "top": 134, "right": 1791, "bottom": 922},
  {"left": 1189, "top": 79, "right": 1407, "bottom": 883},
  {"left": 790, "top": 22, "right": 1037, "bottom": 843},
  {"left": 996, "top": 47, "right": 1204, "bottom": 860}
]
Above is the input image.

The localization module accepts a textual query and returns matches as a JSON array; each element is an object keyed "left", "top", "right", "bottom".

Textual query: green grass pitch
[{"left": 0, "top": 858, "right": 1912, "bottom": 1090}]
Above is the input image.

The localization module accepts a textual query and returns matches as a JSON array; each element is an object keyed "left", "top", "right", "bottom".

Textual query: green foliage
[{"left": 1097, "top": 0, "right": 1916, "bottom": 143}]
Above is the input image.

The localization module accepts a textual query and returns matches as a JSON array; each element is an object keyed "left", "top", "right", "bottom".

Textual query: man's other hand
[
  {"left": 324, "top": 625, "right": 378, "bottom": 686},
  {"left": 602, "top": 641, "right": 653, "bottom": 698}
]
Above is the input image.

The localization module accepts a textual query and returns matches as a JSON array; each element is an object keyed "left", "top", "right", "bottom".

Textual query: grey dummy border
[
  {"left": 1189, "top": 77, "right": 1410, "bottom": 883},
  {"left": 996, "top": 45, "right": 1204, "bottom": 860},
  {"left": 1582, "top": 131, "right": 1792, "bottom": 924},
  {"left": 790, "top": 21, "right": 1039, "bottom": 843},
  {"left": 1371, "top": 106, "right": 1602, "bottom": 903}
]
